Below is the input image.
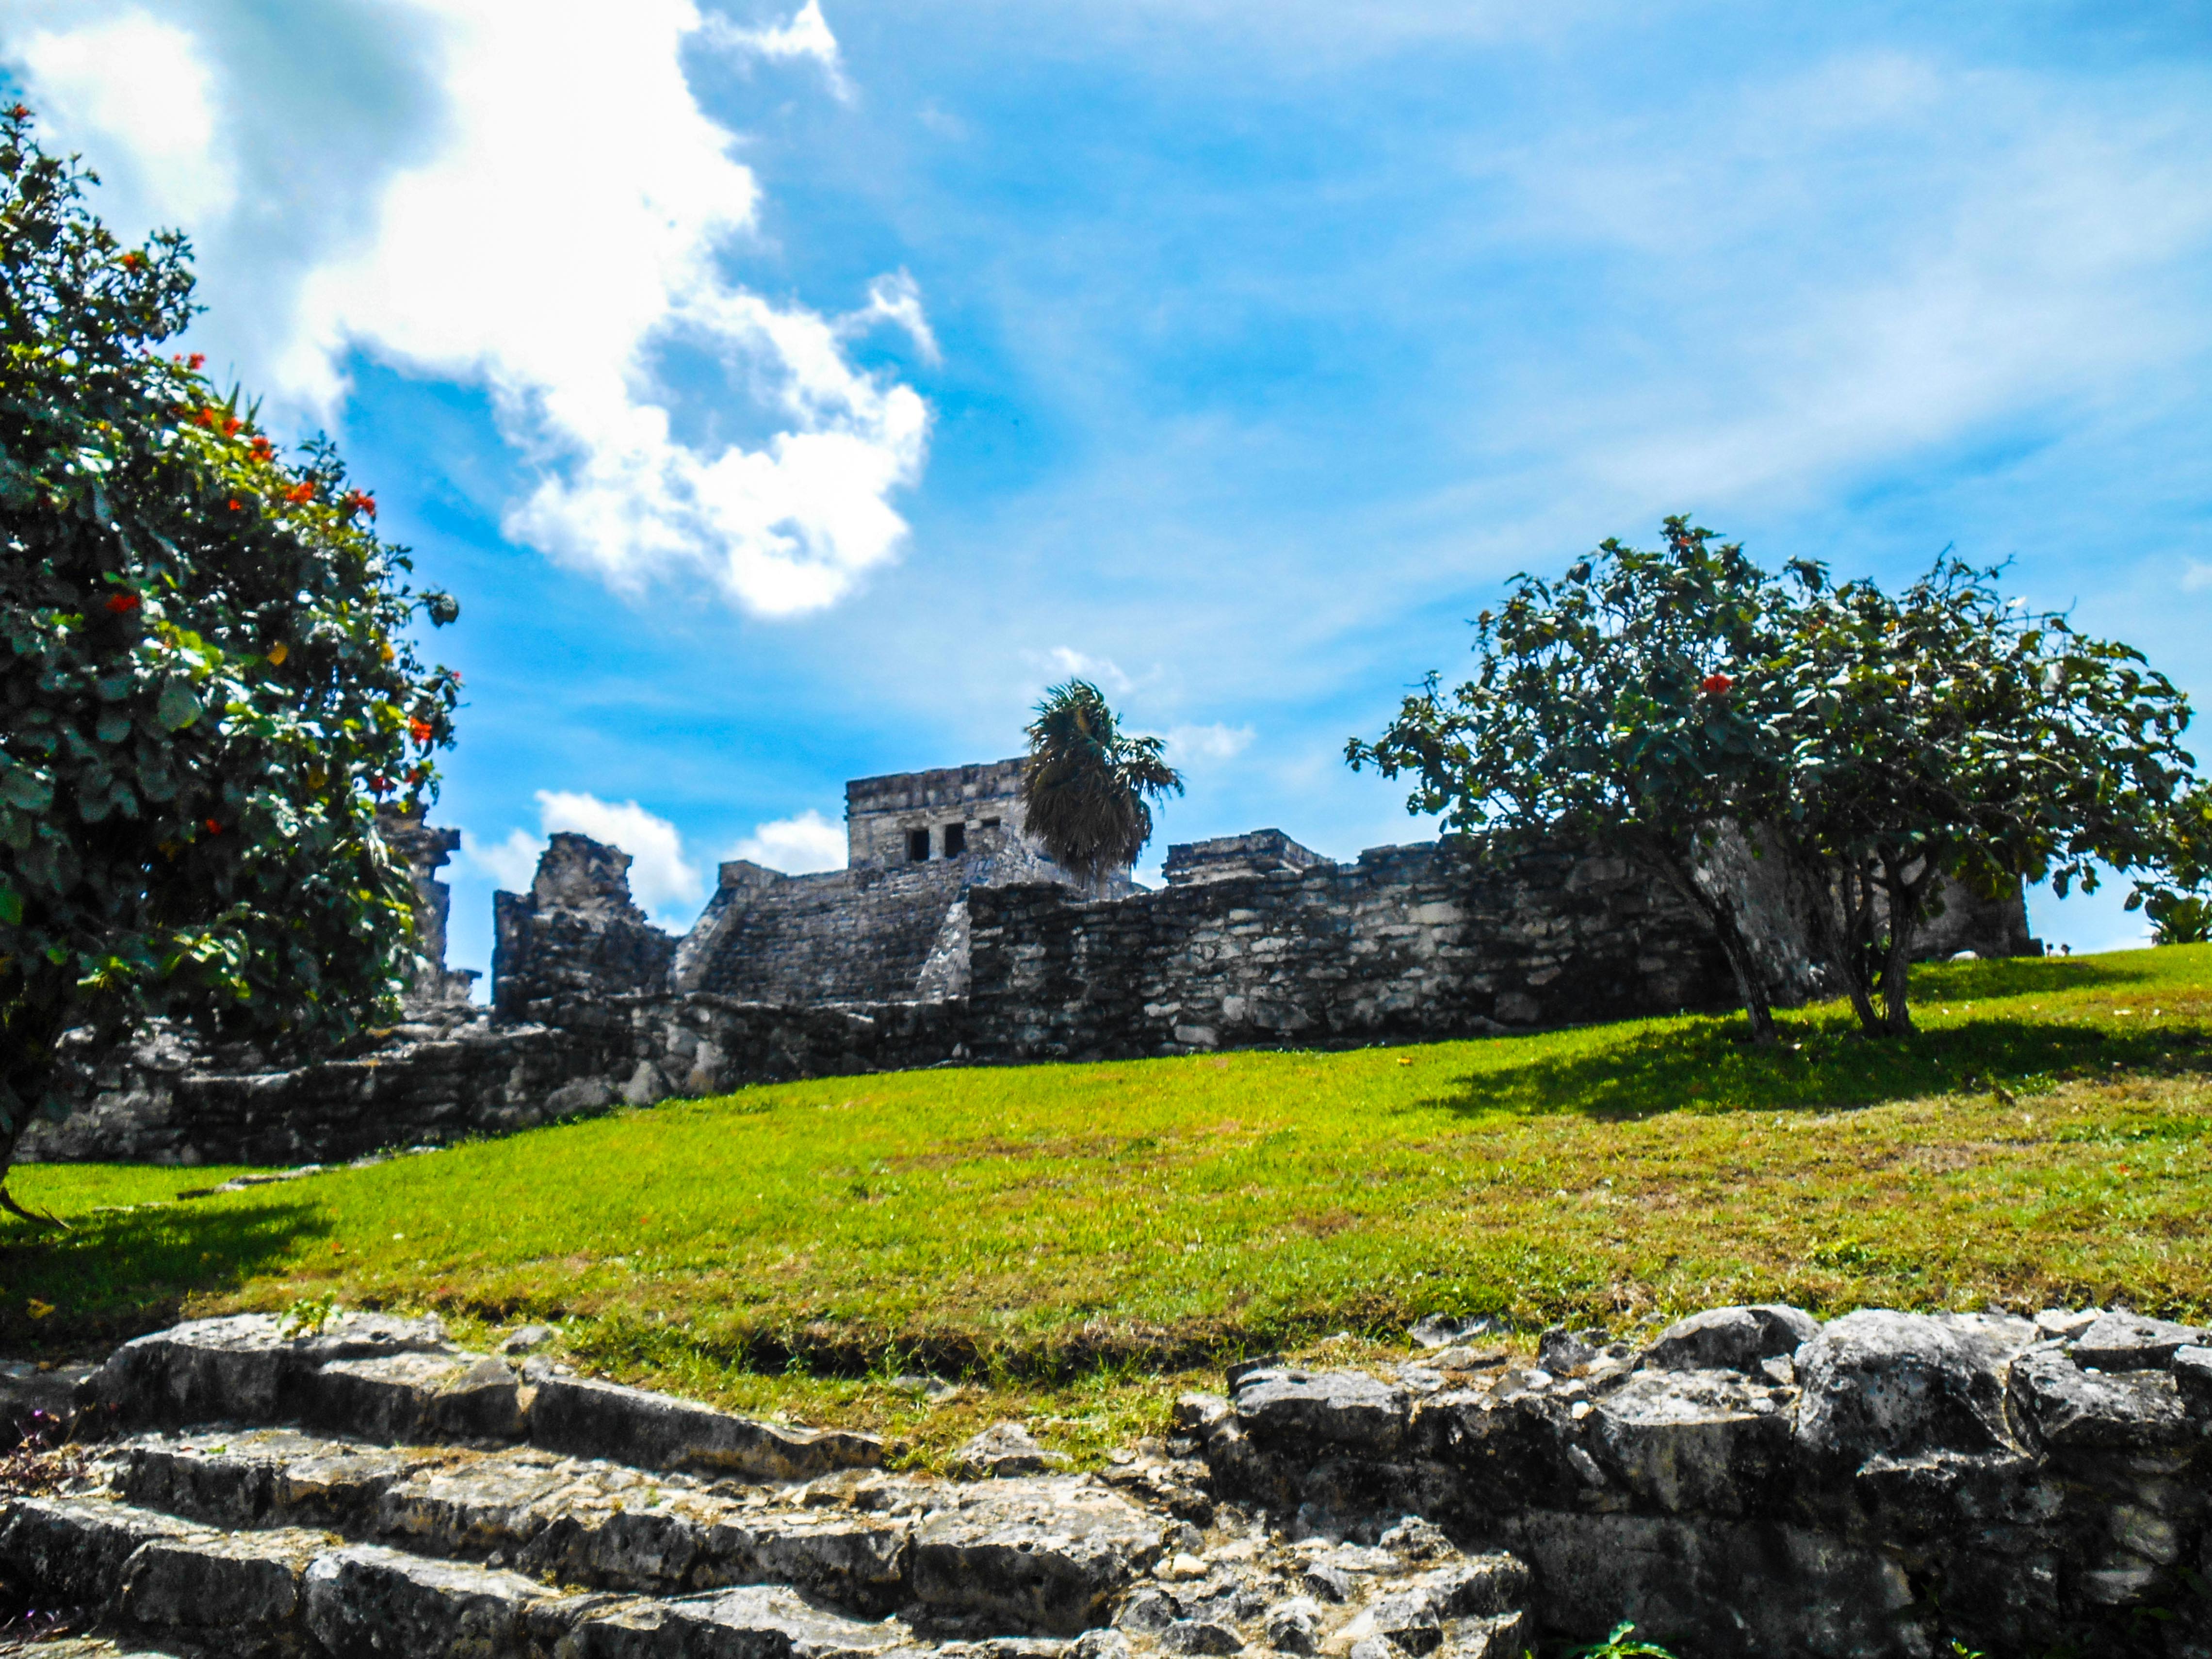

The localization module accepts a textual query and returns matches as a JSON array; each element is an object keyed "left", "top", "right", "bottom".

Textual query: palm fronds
[{"left": 1020, "top": 680, "right": 1184, "bottom": 881}]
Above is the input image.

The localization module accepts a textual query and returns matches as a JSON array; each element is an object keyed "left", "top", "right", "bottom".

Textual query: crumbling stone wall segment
[{"left": 970, "top": 839, "right": 1738, "bottom": 1059}]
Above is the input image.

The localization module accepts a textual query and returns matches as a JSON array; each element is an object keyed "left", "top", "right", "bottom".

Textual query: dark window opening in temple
[
  {"left": 944, "top": 823, "right": 967, "bottom": 857},
  {"left": 908, "top": 828, "right": 930, "bottom": 862}
]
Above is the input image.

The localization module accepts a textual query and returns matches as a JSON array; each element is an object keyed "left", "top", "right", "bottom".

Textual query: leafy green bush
[{"left": 0, "top": 107, "right": 458, "bottom": 1197}]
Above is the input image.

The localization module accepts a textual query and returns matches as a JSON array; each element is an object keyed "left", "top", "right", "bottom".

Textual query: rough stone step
[
  {"left": 78, "top": 1316, "right": 881, "bottom": 1486},
  {"left": 1, "top": 1494, "right": 922, "bottom": 1659},
  {"left": 85, "top": 1427, "right": 1169, "bottom": 1630}
]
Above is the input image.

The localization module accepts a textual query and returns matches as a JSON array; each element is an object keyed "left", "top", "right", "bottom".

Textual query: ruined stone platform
[
  {"left": 8, "top": 1301, "right": 2212, "bottom": 1657},
  {"left": 0, "top": 1314, "right": 1529, "bottom": 1659}
]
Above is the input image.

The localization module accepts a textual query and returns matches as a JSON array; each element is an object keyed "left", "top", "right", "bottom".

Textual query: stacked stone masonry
[
  {"left": 22, "top": 754, "right": 2036, "bottom": 1168},
  {"left": 5, "top": 1300, "right": 2206, "bottom": 1656}
]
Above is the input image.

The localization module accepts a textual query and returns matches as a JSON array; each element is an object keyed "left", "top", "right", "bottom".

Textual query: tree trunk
[
  {"left": 1874, "top": 853, "right": 1939, "bottom": 1037},
  {"left": 0, "top": 992, "right": 72, "bottom": 1220},
  {"left": 1644, "top": 834, "right": 1777, "bottom": 1044}
]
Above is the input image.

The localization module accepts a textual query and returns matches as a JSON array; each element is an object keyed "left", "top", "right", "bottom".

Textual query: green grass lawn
[{"left": 5, "top": 944, "right": 2209, "bottom": 1467}]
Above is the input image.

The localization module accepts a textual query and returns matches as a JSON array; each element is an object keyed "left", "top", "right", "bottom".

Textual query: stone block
[
  {"left": 1793, "top": 1310, "right": 2027, "bottom": 1470},
  {"left": 118, "top": 1525, "right": 326, "bottom": 1632},
  {"left": 2070, "top": 1311, "right": 2208, "bottom": 1371},
  {"left": 0, "top": 1495, "right": 202, "bottom": 1602},
  {"left": 1638, "top": 1305, "right": 1818, "bottom": 1374},
  {"left": 81, "top": 1312, "right": 451, "bottom": 1428},
  {"left": 306, "top": 1351, "right": 526, "bottom": 1443},
  {"left": 529, "top": 1370, "right": 881, "bottom": 1481},
  {"left": 910, "top": 1477, "right": 1166, "bottom": 1634},
  {"left": 567, "top": 1583, "right": 912, "bottom": 1659},
  {"left": 1592, "top": 1370, "right": 1791, "bottom": 1515},
  {"left": 2008, "top": 1347, "right": 2194, "bottom": 1451},
  {"left": 1234, "top": 1369, "right": 1409, "bottom": 1457},
  {"left": 301, "top": 1542, "right": 597, "bottom": 1656}
]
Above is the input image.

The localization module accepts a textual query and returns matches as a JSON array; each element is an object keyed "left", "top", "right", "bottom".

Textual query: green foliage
[
  {"left": 1020, "top": 679, "right": 1183, "bottom": 881},
  {"left": 1349, "top": 519, "right": 2200, "bottom": 1039},
  {"left": 1346, "top": 518, "right": 1801, "bottom": 1038},
  {"left": 0, "top": 109, "right": 459, "bottom": 1176},
  {"left": 1566, "top": 1623, "right": 1677, "bottom": 1659},
  {"left": 1770, "top": 554, "right": 2195, "bottom": 1034},
  {"left": 2133, "top": 782, "right": 2212, "bottom": 945}
]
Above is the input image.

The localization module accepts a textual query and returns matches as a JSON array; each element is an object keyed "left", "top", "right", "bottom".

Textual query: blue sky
[{"left": 6, "top": 0, "right": 2209, "bottom": 985}]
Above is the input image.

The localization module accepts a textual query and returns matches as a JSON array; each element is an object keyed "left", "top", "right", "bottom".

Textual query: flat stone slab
[
  {"left": 530, "top": 1369, "right": 883, "bottom": 1482},
  {"left": 118, "top": 1523, "right": 328, "bottom": 1632},
  {"left": 911, "top": 1478, "right": 1167, "bottom": 1635},
  {"left": 1592, "top": 1369, "right": 1793, "bottom": 1515},
  {"left": 0, "top": 1494, "right": 203, "bottom": 1601},
  {"left": 2008, "top": 1347, "right": 2195, "bottom": 1450},
  {"left": 2070, "top": 1311, "right": 2208, "bottom": 1372},
  {"left": 119, "top": 1427, "right": 431, "bottom": 1529},
  {"left": 1232, "top": 1370, "right": 1408, "bottom": 1457},
  {"left": 302, "top": 1541, "right": 604, "bottom": 1657},
  {"left": 569, "top": 1583, "right": 914, "bottom": 1659},
  {"left": 1638, "top": 1305, "right": 1819, "bottom": 1374},
  {"left": 81, "top": 1311, "right": 451, "bottom": 1428},
  {"left": 308, "top": 1350, "right": 527, "bottom": 1443}
]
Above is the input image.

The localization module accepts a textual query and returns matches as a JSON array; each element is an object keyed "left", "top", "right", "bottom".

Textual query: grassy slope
[{"left": 4, "top": 945, "right": 2209, "bottom": 1466}]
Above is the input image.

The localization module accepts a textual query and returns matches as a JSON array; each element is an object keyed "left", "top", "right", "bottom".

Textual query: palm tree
[{"left": 1020, "top": 681, "right": 1184, "bottom": 883}]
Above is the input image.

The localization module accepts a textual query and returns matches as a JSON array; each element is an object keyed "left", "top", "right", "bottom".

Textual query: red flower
[
  {"left": 283, "top": 482, "right": 315, "bottom": 505},
  {"left": 104, "top": 591, "right": 141, "bottom": 614},
  {"left": 408, "top": 716, "right": 435, "bottom": 746},
  {"left": 249, "top": 436, "right": 273, "bottom": 460},
  {"left": 194, "top": 407, "right": 218, "bottom": 428},
  {"left": 227, "top": 498, "right": 242, "bottom": 512},
  {"left": 188, "top": 353, "right": 205, "bottom": 370},
  {"left": 1701, "top": 673, "right": 1735, "bottom": 696},
  {"left": 221, "top": 416, "right": 242, "bottom": 436},
  {"left": 204, "top": 818, "right": 223, "bottom": 835},
  {"left": 120, "top": 252, "right": 142, "bottom": 270},
  {"left": 343, "top": 490, "right": 377, "bottom": 519},
  {"left": 8, "top": 105, "right": 28, "bottom": 121}
]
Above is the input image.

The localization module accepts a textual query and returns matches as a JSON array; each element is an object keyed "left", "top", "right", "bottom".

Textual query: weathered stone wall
[
  {"left": 687, "top": 859, "right": 976, "bottom": 1005},
  {"left": 969, "top": 839, "right": 1739, "bottom": 1059},
  {"left": 1194, "top": 1303, "right": 2212, "bottom": 1658},
  {"left": 492, "top": 833, "right": 679, "bottom": 1019},
  {"left": 18, "top": 994, "right": 972, "bottom": 1168}
]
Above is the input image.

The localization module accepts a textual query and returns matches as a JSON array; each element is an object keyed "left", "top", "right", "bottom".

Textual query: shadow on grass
[
  {"left": 1428, "top": 1017, "right": 2209, "bottom": 1123},
  {"left": 1910, "top": 952, "right": 2179, "bottom": 999},
  {"left": 0, "top": 1198, "right": 325, "bottom": 1357}
]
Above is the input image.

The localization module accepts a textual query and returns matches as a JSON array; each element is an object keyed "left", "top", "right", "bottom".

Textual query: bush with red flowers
[{"left": 0, "top": 109, "right": 462, "bottom": 1200}]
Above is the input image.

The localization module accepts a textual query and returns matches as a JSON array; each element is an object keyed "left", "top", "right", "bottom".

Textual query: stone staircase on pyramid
[{"left": 0, "top": 1313, "right": 1533, "bottom": 1659}]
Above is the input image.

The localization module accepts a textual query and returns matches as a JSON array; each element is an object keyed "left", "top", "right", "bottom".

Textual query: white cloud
[
  {"left": 844, "top": 271, "right": 942, "bottom": 365},
  {"left": 1042, "top": 647, "right": 1135, "bottom": 694},
  {"left": 1166, "top": 722, "right": 1254, "bottom": 766},
  {"left": 2184, "top": 559, "right": 2212, "bottom": 594},
  {"left": 726, "top": 808, "right": 847, "bottom": 873},
  {"left": 15, "top": 12, "right": 236, "bottom": 224},
  {"left": 701, "top": 0, "right": 849, "bottom": 99},
  {"left": 461, "top": 827, "right": 545, "bottom": 893},
  {"left": 14, "top": 0, "right": 929, "bottom": 620}
]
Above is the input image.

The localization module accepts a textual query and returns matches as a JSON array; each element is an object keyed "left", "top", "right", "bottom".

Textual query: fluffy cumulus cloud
[
  {"left": 13, "top": 11, "right": 236, "bottom": 223},
  {"left": 1040, "top": 646, "right": 1135, "bottom": 694},
  {"left": 5, "top": 0, "right": 928, "bottom": 619},
  {"left": 726, "top": 808, "right": 847, "bottom": 873},
  {"left": 701, "top": 0, "right": 849, "bottom": 99}
]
